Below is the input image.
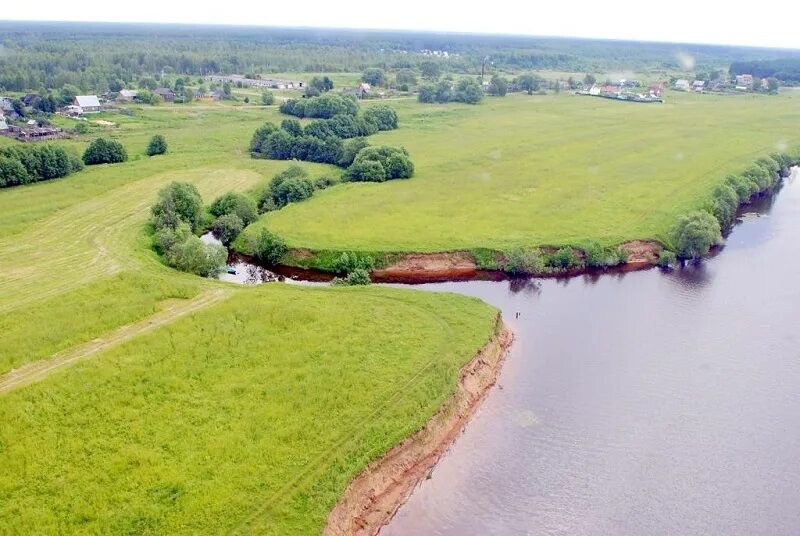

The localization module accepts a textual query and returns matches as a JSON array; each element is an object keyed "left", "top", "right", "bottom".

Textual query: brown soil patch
[
  {"left": 371, "top": 252, "right": 477, "bottom": 283},
  {"left": 620, "top": 240, "right": 662, "bottom": 266},
  {"left": 323, "top": 317, "right": 513, "bottom": 536}
]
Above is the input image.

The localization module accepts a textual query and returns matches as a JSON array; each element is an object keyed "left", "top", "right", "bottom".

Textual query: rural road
[{"left": 0, "top": 288, "right": 230, "bottom": 395}]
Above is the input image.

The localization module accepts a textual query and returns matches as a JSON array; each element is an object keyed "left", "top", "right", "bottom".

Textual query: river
[{"left": 382, "top": 167, "right": 800, "bottom": 536}]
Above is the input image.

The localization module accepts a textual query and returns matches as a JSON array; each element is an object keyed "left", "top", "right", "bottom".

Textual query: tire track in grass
[
  {"left": 0, "top": 288, "right": 231, "bottom": 395},
  {"left": 0, "top": 169, "right": 259, "bottom": 315}
]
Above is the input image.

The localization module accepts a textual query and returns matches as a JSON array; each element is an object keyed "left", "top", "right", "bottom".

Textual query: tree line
[
  {"left": 0, "top": 144, "right": 83, "bottom": 188},
  {"left": 3, "top": 22, "right": 792, "bottom": 93},
  {"left": 729, "top": 59, "right": 800, "bottom": 84}
]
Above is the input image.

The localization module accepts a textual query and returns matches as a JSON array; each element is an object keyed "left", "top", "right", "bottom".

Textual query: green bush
[
  {"left": 314, "top": 176, "right": 338, "bottom": 189},
  {"left": 345, "top": 160, "right": 386, "bottom": 182},
  {"left": 548, "top": 248, "right": 582, "bottom": 269},
  {"left": 209, "top": 192, "right": 258, "bottom": 225},
  {"left": 583, "top": 241, "right": 626, "bottom": 268},
  {"left": 674, "top": 210, "right": 721, "bottom": 260},
  {"left": 82, "top": 137, "right": 128, "bottom": 165},
  {"left": 362, "top": 105, "right": 398, "bottom": 131},
  {"left": 253, "top": 229, "right": 287, "bottom": 265},
  {"left": 260, "top": 91, "right": 275, "bottom": 105},
  {"left": 711, "top": 183, "right": 741, "bottom": 227},
  {"left": 152, "top": 222, "right": 192, "bottom": 256},
  {"left": 346, "top": 145, "right": 413, "bottom": 181},
  {"left": 331, "top": 268, "right": 372, "bottom": 286},
  {"left": 657, "top": 250, "right": 677, "bottom": 268},
  {"left": 0, "top": 156, "right": 30, "bottom": 188},
  {"left": 151, "top": 181, "right": 204, "bottom": 232},
  {"left": 338, "top": 138, "right": 370, "bottom": 167},
  {"left": 331, "top": 252, "right": 375, "bottom": 274},
  {"left": 165, "top": 236, "right": 227, "bottom": 277},
  {"left": 503, "top": 247, "right": 545, "bottom": 274},
  {"left": 725, "top": 174, "right": 757, "bottom": 203},
  {"left": 146, "top": 134, "right": 168, "bottom": 156},
  {"left": 212, "top": 214, "right": 244, "bottom": 246}
]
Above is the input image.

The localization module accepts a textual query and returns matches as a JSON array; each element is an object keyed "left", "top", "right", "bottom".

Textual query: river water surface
[{"left": 382, "top": 168, "right": 800, "bottom": 536}]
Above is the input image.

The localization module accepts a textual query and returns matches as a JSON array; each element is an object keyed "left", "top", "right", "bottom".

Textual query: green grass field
[
  {"left": 0, "top": 102, "right": 498, "bottom": 533},
  {"left": 249, "top": 91, "right": 800, "bottom": 252}
]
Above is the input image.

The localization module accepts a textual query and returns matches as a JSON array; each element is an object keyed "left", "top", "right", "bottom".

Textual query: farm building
[
  {"left": 692, "top": 80, "right": 706, "bottom": 92},
  {"left": 648, "top": 84, "right": 664, "bottom": 97},
  {"left": 735, "top": 74, "right": 754, "bottom": 87},
  {"left": 674, "top": 79, "right": 691, "bottom": 91},
  {"left": 153, "top": 88, "right": 175, "bottom": 102},
  {"left": 117, "top": 89, "right": 138, "bottom": 102},
  {"left": 74, "top": 95, "right": 101, "bottom": 113},
  {"left": 207, "top": 74, "right": 304, "bottom": 89}
]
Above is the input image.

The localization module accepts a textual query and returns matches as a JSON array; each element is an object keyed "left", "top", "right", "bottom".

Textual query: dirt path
[{"left": 0, "top": 289, "right": 230, "bottom": 395}]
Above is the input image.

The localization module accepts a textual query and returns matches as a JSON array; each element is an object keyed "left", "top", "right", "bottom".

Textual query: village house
[
  {"left": 117, "top": 89, "right": 138, "bottom": 102},
  {"left": 648, "top": 84, "right": 664, "bottom": 97},
  {"left": 22, "top": 94, "right": 39, "bottom": 107},
  {"left": 0, "top": 110, "right": 7, "bottom": 131},
  {"left": 692, "top": 80, "right": 706, "bottom": 92},
  {"left": 74, "top": 95, "right": 101, "bottom": 113},
  {"left": 207, "top": 74, "right": 305, "bottom": 90},
  {"left": 356, "top": 82, "right": 371, "bottom": 99},
  {"left": 735, "top": 74, "right": 754, "bottom": 87},
  {"left": 153, "top": 87, "right": 175, "bottom": 102},
  {"left": 0, "top": 97, "right": 16, "bottom": 117},
  {"left": 673, "top": 79, "right": 691, "bottom": 91}
]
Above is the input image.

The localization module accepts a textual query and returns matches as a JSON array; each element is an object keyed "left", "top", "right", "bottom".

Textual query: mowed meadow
[
  {"left": 255, "top": 91, "right": 800, "bottom": 251},
  {"left": 0, "top": 101, "right": 498, "bottom": 533}
]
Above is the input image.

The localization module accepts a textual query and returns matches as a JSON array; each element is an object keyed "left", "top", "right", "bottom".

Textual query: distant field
[
  {"left": 0, "top": 102, "right": 497, "bottom": 533},
  {"left": 251, "top": 91, "right": 800, "bottom": 251}
]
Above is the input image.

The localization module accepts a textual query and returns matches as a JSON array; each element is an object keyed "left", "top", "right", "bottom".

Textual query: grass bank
[
  {"left": 0, "top": 101, "right": 498, "bottom": 534},
  {"left": 247, "top": 91, "right": 800, "bottom": 252}
]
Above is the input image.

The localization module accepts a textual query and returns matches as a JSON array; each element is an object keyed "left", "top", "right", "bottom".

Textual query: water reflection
[{"left": 383, "top": 168, "right": 800, "bottom": 536}]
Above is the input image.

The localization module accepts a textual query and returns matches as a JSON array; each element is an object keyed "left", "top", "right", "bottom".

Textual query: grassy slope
[
  {"left": 0, "top": 286, "right": 495, "bottom": 534},
  {"left": 0, "top": 102, "right": 497, "bottom": 533},
  {"left": 250, "top": 91, "right": 800, "bottom": 251}
]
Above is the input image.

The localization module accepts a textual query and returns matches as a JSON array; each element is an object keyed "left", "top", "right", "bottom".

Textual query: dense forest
[
  {"left": 729, "top": 58, "right": 800, "bottom": 83},
  {"left": 1, "top": 22, "right": 799, "bottom": 93}
]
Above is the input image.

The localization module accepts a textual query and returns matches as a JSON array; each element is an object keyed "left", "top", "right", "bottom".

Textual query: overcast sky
[{"left": 3, "top": 1, "right": 799, "bottom": 49}]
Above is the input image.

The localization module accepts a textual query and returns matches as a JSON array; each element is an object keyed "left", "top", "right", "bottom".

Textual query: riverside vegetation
[
  {"left": 0, "top": 100, "right": 498, "bottom": 534},
  {"left": 241, "top": 92, "right": 800, "bottom": 274},
  {"left": 1, "top": 68, "right": 800, "bottom": 535}
]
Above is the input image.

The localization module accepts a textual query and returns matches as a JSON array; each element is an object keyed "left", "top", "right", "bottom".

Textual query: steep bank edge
[{"left": 323, "top": 316, "right": 514, "bottom": 536}]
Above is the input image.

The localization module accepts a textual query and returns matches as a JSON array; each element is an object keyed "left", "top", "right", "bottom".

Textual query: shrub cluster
[
  {"left": 259, "top": 165, "right": 316, "bottom": 212},
  {"left": 251, "top": 109, "right": 411, "bottom": 182},
  {"left": 208, "top": 191, "right": 258, "bottom": 246},
  {"left": 668, "top": 152, "right": 800, "bottom": 261},
  {"left": 146, "top": 134, "right": 168, "bottom": 156},
  {"left": 503, "top": 247, "right": 545, "bottom": 274},
  {"left": 279, "top": 94, "right": 358, "bottom": 119},
  {"left": 253, "top": 229, "right": 288, "bottom": 265},
  {"left": 331, "top": 251, "right": 375, "bottom": 274},
  {"left": 331, "top": 268, "right": 372, "bottom": 286},
  {"left": 418, "top": 78, "right": 483, "bottom": 104},
  {"left": 583, "top": 241, "right": 629, "bottom": 268},
  {"left": 150, "top": 182, "right": 227, "bottom": 277},
  {"left": 344, "top": 146, "right": 414, "bottom": 182},
  {"left": 82, "top": 137, "right": 128, "bottom": 165},
  {"left": 0, "top": 144, "right": 83, "bottom": 188}
]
